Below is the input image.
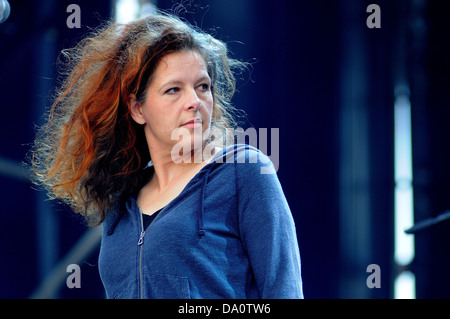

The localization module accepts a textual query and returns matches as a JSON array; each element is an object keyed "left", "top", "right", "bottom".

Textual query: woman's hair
[{"left": 28, "top": 12, "right": 246, "bottom": 226}]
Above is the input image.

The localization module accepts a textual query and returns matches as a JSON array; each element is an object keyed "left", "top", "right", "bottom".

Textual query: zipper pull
[{"left": 137, "top": 230, "right": 145, "bottom": 246}]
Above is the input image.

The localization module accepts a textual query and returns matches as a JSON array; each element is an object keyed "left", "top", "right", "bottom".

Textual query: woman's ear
[{"left": 129, "top": 94, "right": 146, "bottom": 125}]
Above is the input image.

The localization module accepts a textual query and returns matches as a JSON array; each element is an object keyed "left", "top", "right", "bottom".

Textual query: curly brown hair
[{"left": 28, "top": 12, "right": 246, "bottom": 226}]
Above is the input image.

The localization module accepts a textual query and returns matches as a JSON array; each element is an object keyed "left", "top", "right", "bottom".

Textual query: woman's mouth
[{"left": 181, "top": 119, "right": 202, "bottom": 128}]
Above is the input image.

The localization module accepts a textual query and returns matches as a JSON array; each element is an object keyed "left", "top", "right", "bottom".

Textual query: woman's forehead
[{"left": 154, "top": 50, "right": 208, "bottom": 77}]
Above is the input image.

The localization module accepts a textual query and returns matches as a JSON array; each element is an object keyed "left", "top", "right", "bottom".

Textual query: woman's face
[{"left": 130, "top": 50, "right": 213, "bottom": 160}]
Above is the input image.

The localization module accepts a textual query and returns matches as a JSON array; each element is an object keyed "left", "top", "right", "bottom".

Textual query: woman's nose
[{"left": 185, "top": 89, "right": 201, "bottom": 110}]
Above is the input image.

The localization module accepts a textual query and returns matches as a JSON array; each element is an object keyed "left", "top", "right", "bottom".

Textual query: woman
[{"left": 29, "top": 12, "right": 303, "bottom": 299}]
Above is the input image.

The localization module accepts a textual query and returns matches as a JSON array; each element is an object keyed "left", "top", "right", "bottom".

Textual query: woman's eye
[
  {"left": 199, "top": 83, "right": 210, "bottom": 92},
  {"left": 165, "top": 87, "right": 180, "bottom": 94}
]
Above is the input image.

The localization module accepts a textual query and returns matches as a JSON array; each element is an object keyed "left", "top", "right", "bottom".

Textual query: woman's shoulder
[{"left": 214, "top": 143, "right": 276, "bottom": 175}]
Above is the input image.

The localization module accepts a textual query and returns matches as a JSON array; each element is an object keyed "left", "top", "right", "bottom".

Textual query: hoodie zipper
[
  {"left": 138, "top": 209, "right": 145, "bottom": 299},
  {"left": 137, "top": 208, "right": 162, "bottom": 299}
]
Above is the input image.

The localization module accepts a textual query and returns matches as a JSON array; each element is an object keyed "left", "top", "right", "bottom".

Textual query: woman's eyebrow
[
  {"left": 196, "top": 75, "right": 211, "bottom": 84},
  {"left": 160, "top": 75, "right": 211, "bottom": 88},
  {"left": 160, "top": 80, "right": 183, "bottom": 88}
]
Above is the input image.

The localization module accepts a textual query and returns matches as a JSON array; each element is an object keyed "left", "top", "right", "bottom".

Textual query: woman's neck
[{"left": 148, "top": 145, "right": 220, "bottom": 192}]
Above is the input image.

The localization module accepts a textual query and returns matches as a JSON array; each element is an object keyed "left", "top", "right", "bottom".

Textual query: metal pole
[{"left": 29, "top": 226, "right": 102, "bottom": 299}]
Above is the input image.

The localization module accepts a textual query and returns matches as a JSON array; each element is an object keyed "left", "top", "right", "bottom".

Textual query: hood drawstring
[{"left": 197, "top": 168, "right": 210, "bottom": 237}]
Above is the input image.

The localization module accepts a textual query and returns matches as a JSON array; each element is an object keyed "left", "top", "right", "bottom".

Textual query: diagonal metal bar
[
  {"left": 0, "top": 156, "right": 31, "bottom": 182},
  {"left": 29, "top": 226, "right": 103, "bottom": 299}
]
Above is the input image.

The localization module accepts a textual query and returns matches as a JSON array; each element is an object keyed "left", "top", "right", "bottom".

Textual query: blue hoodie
[{"left": 98, "top": 144, "right": 303, "bottom": 299}]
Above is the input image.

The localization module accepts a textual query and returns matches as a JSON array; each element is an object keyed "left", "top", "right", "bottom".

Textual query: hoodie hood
[{"left": 106, "top": 144, "right": 243, "bottom": 237}]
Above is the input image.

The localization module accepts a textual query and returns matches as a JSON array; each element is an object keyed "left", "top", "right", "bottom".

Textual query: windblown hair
[{"left": 28, "top": 12, "right": 245, "bottom": 226}]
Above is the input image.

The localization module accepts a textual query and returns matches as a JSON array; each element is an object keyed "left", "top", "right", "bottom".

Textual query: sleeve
[{"left": 235, "top": 147, "right": 304, "bottom": 299}]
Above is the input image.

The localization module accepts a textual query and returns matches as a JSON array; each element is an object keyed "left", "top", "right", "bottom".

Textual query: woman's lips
[{"left": 181, "top": 119, "right": 202, "bottom": 128}]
